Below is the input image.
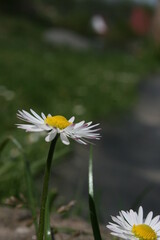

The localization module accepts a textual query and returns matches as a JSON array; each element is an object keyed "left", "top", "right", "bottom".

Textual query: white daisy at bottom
[
  {"left": 107, "top": 206, "right": 160, "bottom": 240},
  {"left": 17, "top": 109, "right": 101, "bottom": 145}
]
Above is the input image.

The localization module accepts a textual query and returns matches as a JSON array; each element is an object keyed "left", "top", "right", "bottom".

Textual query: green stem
[
  {"left": 38, "top": 136, "right": 58, "bottom": 240},
  {"left": 45, "top": 196, "right": 51, "bottom": 240},
  {"left": 45, "top": 189, "right": 57, "bottom": 240}
]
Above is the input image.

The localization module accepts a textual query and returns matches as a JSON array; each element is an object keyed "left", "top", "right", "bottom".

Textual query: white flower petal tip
[
  {"left": 16, "top": 109, "right": 101, "bottom": 145},
  {"left": 60, "top": 133, "right": 70, "bottom": 145},
  {"left": 107, "top": 206, "right": 160, "bottom": 240},
  {"left": 68, "top": 116, "right": 75, "bottom": 123}
]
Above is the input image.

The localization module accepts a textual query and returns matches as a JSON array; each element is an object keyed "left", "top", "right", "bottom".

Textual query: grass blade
[
  {"left": 24, "top": 155, "right": 38, "bottom": 234},
  {"left": 88, "top": 146, "right": 102, "bottom": 240},
  {"left": 0, "top": 136, "right": 38, "bottom": 233},
  {"left": 0, "top": 138, "right": 10, "bottom": 156}
]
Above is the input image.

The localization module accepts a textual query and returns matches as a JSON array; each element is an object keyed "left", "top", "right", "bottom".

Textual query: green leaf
[
  {"left": 0, "top": 138, "right": 10, "bottom": 156},
  {"left": 88, "top": 147, "right": 102, "bottom": 240}
]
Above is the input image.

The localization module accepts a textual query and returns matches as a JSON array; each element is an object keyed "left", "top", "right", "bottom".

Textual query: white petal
[
  {"left": 45, "top": 130, "right": 57, "bottom": 142},
  {"left": 74, "top": 121, "right": 85, "bottom": 129},
  {"left": 107, "top": 225, "right": 124, "bottom": 233},
  {"left": 86, "top": 123, "right": 100, "bottom": 130},
  {"left": 68, "top": 116, "right": 75, "bottom": 123},
  {"left": 41, "top": 112, "right": 46, "bottom": 119},
  {"left": 30, "top": 109, "right": 43, "bottom": 121},
  {"left": 86, "top": 121, "right": 92, "bottom": 126},
  {"left": 111, "top": 216, "right": 127, "bottom": 228},
  {"left": 150, "top": 216, "right": 160, "bottom": 227},
  {"left": 116, "top": 215, "right": 132, "bottom": 229},
  {"left": 22, "top": 110, "right": 42, "bottom": 123},
  {"left": 128, "top": 210, "right": 137, "bottom": 225},
  {"left": 17, "top": 124, "right": 44, "bottom": 132},
  {"left": 74, "top": 138, "right": 87, "bottom": 145},
  {"left": 40, "top": 124, "right": 52, "bottom": 131},
  {"left": 156, "top": 229, "right": 160, "bottom": 234},
  {"left": 111, "top": 232, "right": 129, "bottom": 239},
  {"left": 145, "top": 211, "right": 153, "bottom": 225},
  {"left": 138, "top": 206, "right": 143, "bottom": 224},
  {"left": 17, "top": 110, "right": 43, "bottom": 125},
  {"left": 60, "top": 133, "right": 70, "bottom": 145},
  {"left": 153, "top": 219, "right": 160, "bottom": 231},
  {"left": 121, "top": 211, "right": 133, "bottom": 226}
]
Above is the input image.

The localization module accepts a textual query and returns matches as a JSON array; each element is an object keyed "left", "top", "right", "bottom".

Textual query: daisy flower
[
  {"left": 107, "top": 206, "right": 160, "bottom": 240},
  {"left": 16, "top": 109, "right": 100, "bottom": 145}
]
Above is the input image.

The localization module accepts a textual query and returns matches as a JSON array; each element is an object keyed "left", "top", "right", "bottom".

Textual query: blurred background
[{"left": 1, "top": 0, "right": 160, "bottom": 224}]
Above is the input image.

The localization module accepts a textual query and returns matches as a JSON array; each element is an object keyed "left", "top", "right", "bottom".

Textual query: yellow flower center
[
  {"left": 132, "top": 224, "right": 157, "bottom": 240},
  {"left": 45, "top": 115, "right": 71, "bottom": 129}
]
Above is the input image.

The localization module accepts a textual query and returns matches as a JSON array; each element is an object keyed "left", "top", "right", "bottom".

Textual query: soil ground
[{"left": 0, "top": 207, "right": 107, "bottom": 240}]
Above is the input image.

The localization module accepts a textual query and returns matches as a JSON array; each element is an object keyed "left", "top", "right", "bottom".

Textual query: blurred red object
[{"left": 129, "top": 7, "right": 151, "bottom": 36}]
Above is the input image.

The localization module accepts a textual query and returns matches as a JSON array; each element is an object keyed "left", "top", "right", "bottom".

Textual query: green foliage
[
  {"left": 0, "top": 14, "right": 160, "bottom": 202},
  {"left": 1, "top": 15, "right": 158, "bottom": 131},
  {"left": 0, "top": 135, "right": 70, "bottom": 200}
]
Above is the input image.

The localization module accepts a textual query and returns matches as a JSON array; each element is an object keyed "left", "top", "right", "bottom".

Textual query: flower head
[
  {"left": 17, "top": 109, "right": 101, "bottom": 145},
  {"left": 107, "top": 206, "right": 160, "bottom": 240}
]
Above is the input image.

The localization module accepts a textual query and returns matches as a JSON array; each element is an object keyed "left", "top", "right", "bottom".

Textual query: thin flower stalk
[{"left": 37, "top": 136, "right": 58, "bottom": 240}]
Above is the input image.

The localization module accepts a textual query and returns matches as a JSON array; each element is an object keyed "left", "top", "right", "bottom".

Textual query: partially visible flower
[
  {"left": 17, "top": 109, "right": 101, "bottom": 145},
  {"left": 107, "top": 206, "right": 160, "bottom": 240}
]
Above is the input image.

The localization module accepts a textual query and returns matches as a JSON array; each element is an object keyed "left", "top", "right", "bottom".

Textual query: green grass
[
  {"left": 0, "top": 15, "right": 159, "bottom": 129},
  {"left": 0, "top": 14, "right": 160, "bottom": 199}
]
